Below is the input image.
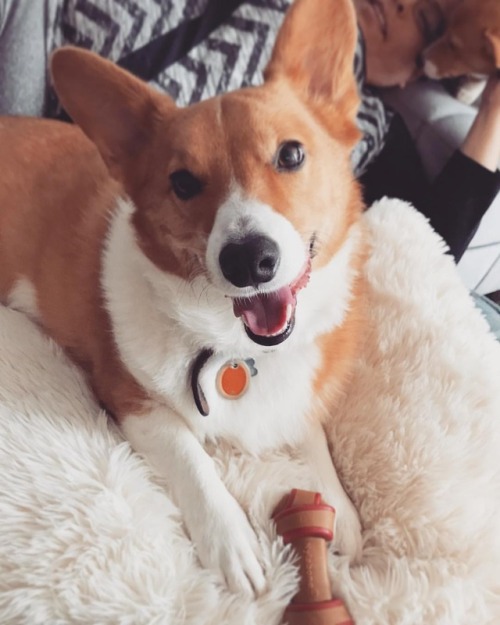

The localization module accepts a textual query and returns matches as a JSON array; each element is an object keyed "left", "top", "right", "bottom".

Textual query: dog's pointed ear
[
  {"left": 264, "top": 0, "right": 360, "bottom": 134},
  {"left": 485, "top": 30, "right": 500, "bottom": 69},
  {"left": 51, "top": 47, "right": 175, "bottom": 177}
]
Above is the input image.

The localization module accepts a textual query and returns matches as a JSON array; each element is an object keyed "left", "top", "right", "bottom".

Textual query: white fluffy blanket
[{"left": 1, "top": 199, "right": 500, "bottom": 625}]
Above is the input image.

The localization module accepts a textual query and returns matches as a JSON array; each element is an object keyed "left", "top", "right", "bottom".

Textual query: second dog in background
[{"left": 423, "top": 0, "right": 500, "bottom": 79}]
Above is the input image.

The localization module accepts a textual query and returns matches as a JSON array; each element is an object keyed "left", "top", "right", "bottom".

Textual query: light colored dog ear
[
  {"left": 51, "top": 47, "right": 175, "bottom": 178},
  {"left": 485, "top": 30, "right": 500, "bottom": 69},
  {"left": 264, "top": 0, "right": 360, "bottom": 144}
]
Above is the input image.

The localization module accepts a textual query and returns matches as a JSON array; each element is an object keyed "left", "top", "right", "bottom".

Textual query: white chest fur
[
  {"left": 102, "top": 199, "right": 360, "bottom": 453},
  {"left": 187, "top": 345, "right": 320, "bottom": 451}
]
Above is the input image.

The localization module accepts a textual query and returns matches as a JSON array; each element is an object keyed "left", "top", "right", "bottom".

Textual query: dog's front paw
[
  {"left": 325, "top": 490, "right": 363, "bottom": 563},
  {"left": 333, "top": 499, "right": 363, "bottom": 563},
  {"left": 187, "top": 491, "right": 266, "bottom": 596}
]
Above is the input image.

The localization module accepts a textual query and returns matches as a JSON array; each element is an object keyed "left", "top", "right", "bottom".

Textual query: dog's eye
[
  {"left": 170, "top": 169, "right": 203, "bottom": 200},
  {"left": 275, "top": 141, "right": 305, "bottom": 172}
]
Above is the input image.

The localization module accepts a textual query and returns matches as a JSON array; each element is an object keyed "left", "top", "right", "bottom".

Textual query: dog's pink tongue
[{"left": 234, "top": 287, "right": 294, "bottom": 336}]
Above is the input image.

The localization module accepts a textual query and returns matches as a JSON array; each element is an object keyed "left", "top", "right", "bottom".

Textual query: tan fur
[
  {"left": 313, "top": 244, "right": 368, "bottom": 410},
  {"left": 0, "top": 117, "right": 147, "bottom": 414},
  {"left": 0, "top": 0, "right": 365, "bottom": 429},
  {"left": 424, "top": 0, "right": 500, "bottom": 78}
]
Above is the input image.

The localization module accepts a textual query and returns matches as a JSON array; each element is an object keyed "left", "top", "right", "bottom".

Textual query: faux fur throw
[{"left": 1, "top": 199, "right": 500, "bottom": 625}]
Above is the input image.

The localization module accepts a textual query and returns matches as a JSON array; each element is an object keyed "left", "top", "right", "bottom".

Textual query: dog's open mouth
[{"left": 233, "top": 262, "right": 311, "bottom": 347}]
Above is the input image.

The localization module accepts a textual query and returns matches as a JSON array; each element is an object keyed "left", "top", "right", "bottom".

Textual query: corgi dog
[
  {"left": 423, "top": 0, "right": 500, "bottom": 79},
  {"left": 0, "top": 0, "right": 366, "bottom": 595}
]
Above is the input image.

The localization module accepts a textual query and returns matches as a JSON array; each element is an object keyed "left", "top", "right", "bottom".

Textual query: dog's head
[
  {"left": 51, "top": 0, "right": 363, "bottom": 348},
  {"left": 423, "top": 0, "right": 500, "bottom": 78}
]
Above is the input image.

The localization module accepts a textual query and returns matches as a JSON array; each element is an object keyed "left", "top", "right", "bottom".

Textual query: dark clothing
[{"left": 360, "top": 115, "right": 500, "bottom": 261}]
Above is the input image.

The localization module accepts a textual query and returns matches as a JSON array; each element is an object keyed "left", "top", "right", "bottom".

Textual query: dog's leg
[
  {"left": 121, "top": 406, "right": 266, "bottom": 595},
  {"left": 299, "top": 420, "right": 362, "bottom": 562}
]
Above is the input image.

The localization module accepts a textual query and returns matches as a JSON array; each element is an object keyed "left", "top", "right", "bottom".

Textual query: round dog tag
[{"left": 217, "top": 360, "right": 251, "bottom": 399}]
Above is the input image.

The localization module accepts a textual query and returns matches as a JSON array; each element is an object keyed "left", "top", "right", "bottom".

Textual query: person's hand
[{"left": 479, "top": 74, "right": 500, "bottom": 113}]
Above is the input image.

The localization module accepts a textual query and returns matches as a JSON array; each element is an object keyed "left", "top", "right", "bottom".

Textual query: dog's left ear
[
  {"left": 264, "top": 0, "right": 360, "bottom": 142},
  {"left": 485, "top": 30, "right": 500, "bottom": 69}
]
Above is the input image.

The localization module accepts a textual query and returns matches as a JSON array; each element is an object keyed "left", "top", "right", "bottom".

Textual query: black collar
[{"left": 190, "top": 348, "right": 214, "bottom": 416}]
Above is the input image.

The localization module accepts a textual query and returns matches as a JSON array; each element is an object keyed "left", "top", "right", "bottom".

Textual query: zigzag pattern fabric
[
  {"left": 48, "top": 0, "right": 391, "bottom": 175},
  {"left": 51, "top": 0, "right": 210, "bottom": 61},
  {"left": 152, "top": 1, "right": 288, "bottom": 105}
]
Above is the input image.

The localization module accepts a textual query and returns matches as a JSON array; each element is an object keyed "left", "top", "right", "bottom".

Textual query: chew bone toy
[{"left": 272, "top": 489, "right": 355, "bottom": 625}]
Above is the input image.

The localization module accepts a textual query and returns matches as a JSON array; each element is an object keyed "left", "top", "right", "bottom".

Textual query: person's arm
[
  {"left": 425, "top": 76, "right": 500, "bottom": 261},
  {"left": 361, "top": 77, "right": 500, "bottom": 263},
  {"left": 425, "top": 151, "right": 500, "bottom": 261},
  {"left": 460, "top": 76, "right": 500, "bottom": 173}
]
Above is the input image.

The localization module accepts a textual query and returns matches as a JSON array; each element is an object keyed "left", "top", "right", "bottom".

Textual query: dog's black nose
[{"left": 219, "top": 235, "right": 280, "bottom": 288}]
